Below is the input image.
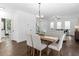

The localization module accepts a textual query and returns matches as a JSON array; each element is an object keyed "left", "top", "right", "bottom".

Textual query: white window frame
[
  {"left": 57, "top": 22, "right": 62, "bottom": 29},
  {"left": 65, "top": 21, "right": 70, "bottom": 29},
  {"left": 50, "top": 22, "right": 54, "bottom": 29}
]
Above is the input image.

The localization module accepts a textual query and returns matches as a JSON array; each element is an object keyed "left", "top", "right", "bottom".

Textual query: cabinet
[{"left": 75, "top": 29, "right": 79, "bottom": 41}]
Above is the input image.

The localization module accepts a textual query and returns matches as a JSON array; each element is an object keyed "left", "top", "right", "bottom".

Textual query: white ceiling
[{"left": 0, "top": 3, "right": 79, "bottom": 19}]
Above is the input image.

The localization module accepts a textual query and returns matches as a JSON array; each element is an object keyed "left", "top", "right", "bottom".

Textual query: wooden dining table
[
  {"left": 40, "top": 35, "right": 58, "bottom": 42},
  {"left": 39, "top": 35, "right": 59, "bottom": 55}
]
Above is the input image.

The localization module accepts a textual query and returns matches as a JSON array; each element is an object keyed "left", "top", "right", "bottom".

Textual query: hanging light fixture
[
  {"left": 38, "top": 3, "right": 41, "bottom": 18},
  {"left": 36, "top": 3, "right": 44, "bottom": 19},
  {"left": 36, "top": 3, "right": 44, "bottom": 34}
]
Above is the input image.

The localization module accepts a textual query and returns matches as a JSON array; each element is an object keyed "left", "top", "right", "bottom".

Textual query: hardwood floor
[
  {"left": 0, "top": 36, "right": 79, "bottom": 56},
  {"left": 0, "top": 37, "right": 27, "bottom": 56}
]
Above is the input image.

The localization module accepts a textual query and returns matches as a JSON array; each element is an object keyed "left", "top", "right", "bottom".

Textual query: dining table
[
  {"left": 39, "top": 35, "right": 59, "bottom": 55},
  {"left": 40, "top": 35, "right": 58, "bottom": 43}
]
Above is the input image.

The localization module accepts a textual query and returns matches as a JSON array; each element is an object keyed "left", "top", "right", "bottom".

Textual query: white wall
[{"left": 12, "top": 10, "right": 36, "bottom": 42}]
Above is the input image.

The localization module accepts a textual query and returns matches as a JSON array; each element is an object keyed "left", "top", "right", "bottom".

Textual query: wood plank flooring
[{"left": 0, "top": 36, "right": 79, "bottom": 56}]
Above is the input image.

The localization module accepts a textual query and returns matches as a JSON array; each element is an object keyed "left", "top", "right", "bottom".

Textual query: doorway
[{"left": 1, "top": 18, "right": 11, "bottom": 41}]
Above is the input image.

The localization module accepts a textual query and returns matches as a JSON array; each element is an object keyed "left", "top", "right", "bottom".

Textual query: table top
[{"left": 40, "top": 35, "right": 58, "bottom": 42}]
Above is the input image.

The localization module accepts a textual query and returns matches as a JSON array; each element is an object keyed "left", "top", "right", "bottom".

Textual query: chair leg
[
  {"left": 36, "top": 49, "right": 38, "bottom": 55},
  {"left": 30, "top": 47, "right": 33, "bottom": 56},
  {"left": 33, "top": 48, "right": 35, "bottom": 56},
  {"left": 57, "top": 51, "right": 60, "bottom": 56},
  {"left": 26, "top": 45, "right": 28, "bottom": 56},
  {"left": 40, "top": 51, "right": 41, "bottom": 56},
  {"left": 60, "top": 50, "right": 63, "bottom": 56},
  {"left": 27, "top": 46, "right": 31, "bottom": 56},
  {"left": 29, "top": 47, "right": 31, "bottom": 55},
  {"left": 57, "top": 51, "right": 62, "bottom": 56},
  {"left": 47, "top": 48, "right": 50, "bottom": 56}
]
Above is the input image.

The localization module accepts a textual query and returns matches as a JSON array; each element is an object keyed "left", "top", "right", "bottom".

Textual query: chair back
[
  {"left": 32, "top": 34, "right": 41, "bottom": 50},
  {"left": 57, "top": 33, "right": 66, "bottom": 50},
  {"left": 26, "top": 33, "right": 33, "bottom": 47}
]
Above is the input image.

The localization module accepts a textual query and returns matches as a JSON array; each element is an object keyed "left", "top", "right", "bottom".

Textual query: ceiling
[{"left": 0, "top": 3, "right": 79, "bottom": 19}]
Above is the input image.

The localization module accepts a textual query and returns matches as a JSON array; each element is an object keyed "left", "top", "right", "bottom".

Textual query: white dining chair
[
  {"left": 48, "top": 33, "right": 66, "bottom": 55},
  {"left": 26, "top": 33, "right": 33, "bottom": 55},
  {"left": 32, "top": 34, "right": 47, "bottom": 56}
]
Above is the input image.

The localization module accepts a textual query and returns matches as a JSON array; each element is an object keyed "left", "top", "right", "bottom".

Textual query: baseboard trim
[
  {"left": 18, "top": 40, "right": 27, "bottom": 44},
  {"left": 12, "top": 39, "right": 26, "bottom": 43}
]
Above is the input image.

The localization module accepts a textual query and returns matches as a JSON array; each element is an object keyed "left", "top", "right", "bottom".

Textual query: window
[
  {"left": 50, "top": 22, "right": 54, "bottom": 29},
  {"left": 57, "top": 22, "right": 62, "bottom": 29},
  {"left": 65, "top": 21, "right": 70, "bottom": 29}
]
